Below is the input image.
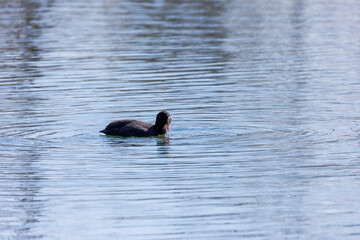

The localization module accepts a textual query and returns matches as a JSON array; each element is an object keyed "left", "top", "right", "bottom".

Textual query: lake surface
[{"left": 1, "top": 0, "right": 360, "bottom": 239}]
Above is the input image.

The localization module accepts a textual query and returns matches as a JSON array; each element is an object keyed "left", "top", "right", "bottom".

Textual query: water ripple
[{"left": 1, "top": 0, "right": 360, "bottom": 239}]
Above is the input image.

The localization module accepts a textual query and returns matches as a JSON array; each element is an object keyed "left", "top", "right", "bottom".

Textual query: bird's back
[{"left": 100, "top": 120, "right": 154, "bottom": 137}]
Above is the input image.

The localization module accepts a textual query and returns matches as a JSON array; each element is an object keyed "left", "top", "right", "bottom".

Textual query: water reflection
[
  {"left": 1, "top": 0, "right": 360, "bottom": 239},
  {"left": 0, "top": 142, "right": 44, "bottom": 239},
  {"left": 0, "top": 1, "right": 49, "bottom": 238},
  {"left": 13, "top": 154, "right": 44, "bottom": 239}
]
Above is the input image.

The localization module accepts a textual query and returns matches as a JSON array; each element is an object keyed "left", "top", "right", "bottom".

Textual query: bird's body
[{"left": 100, "top": 111, "right": 172, "bottom": 137}]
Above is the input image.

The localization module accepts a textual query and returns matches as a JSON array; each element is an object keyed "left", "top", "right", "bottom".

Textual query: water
[{"left": 1, "top": 0, "right": 360, "bottom": 239}]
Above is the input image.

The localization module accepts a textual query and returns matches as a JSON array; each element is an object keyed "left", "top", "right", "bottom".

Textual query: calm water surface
[{"left": 1, "top": 0, "right": 360, "bottom": 239}]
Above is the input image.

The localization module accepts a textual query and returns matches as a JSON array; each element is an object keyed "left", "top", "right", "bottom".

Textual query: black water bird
[{"left": 100, "top": 110, "right": 173, "bottom": 137}]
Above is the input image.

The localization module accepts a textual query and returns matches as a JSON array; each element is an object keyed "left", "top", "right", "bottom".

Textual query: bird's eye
[{"left": 167, "top": 116, "right": 173, "bottom": 125}]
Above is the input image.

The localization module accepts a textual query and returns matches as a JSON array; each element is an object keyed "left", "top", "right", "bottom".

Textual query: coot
[{"left": 100, "top": 110, "right": 173, "bottom": 137}]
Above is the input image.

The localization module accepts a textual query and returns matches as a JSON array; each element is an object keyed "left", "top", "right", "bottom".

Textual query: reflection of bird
[{"left": 100, "top": 111, "right": 173, "bottom": 137}]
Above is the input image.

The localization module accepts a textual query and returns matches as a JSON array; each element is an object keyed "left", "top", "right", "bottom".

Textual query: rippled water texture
[{"left": 1, "top": 0, "right": 360, "bottom": 239}]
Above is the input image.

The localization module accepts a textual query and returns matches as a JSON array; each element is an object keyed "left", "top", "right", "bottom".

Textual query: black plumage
[{"left": 100, "top": 111, "right": 172, "bottom": 137}]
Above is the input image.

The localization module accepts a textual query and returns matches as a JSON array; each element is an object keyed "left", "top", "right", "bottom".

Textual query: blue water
[{"left": 1, "top": 0, "right": 360, "bottom": 239}]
